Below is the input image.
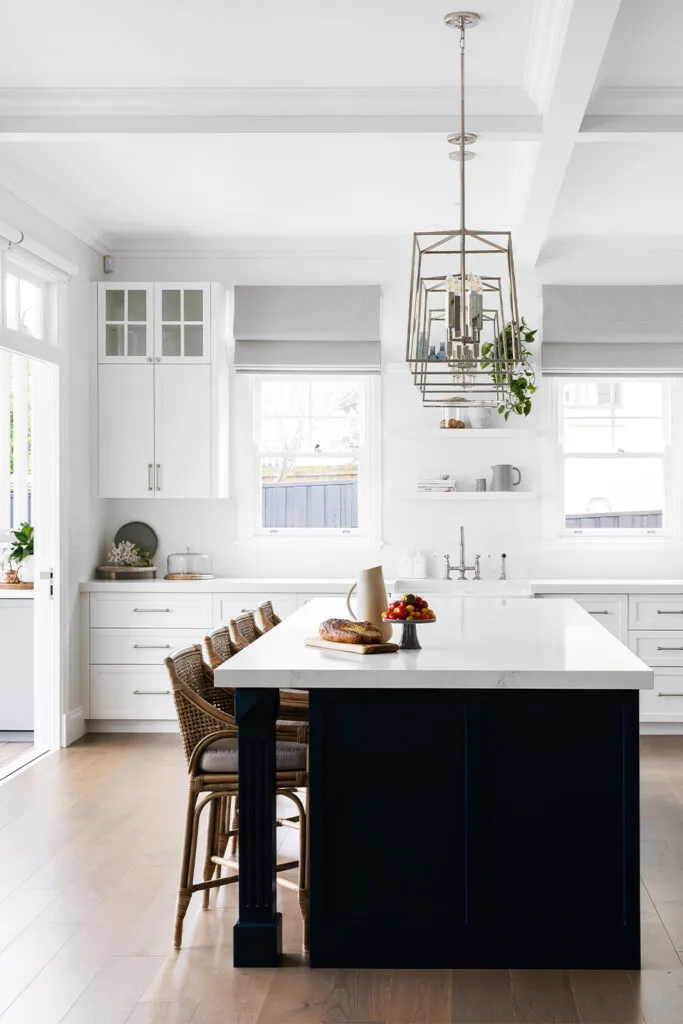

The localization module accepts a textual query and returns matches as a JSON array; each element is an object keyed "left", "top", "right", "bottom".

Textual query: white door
[
  {"left": 31, "top": 359, "right": 59, "bottom": 754},
  {"left": 154, "top": 364, "right": 212, "bottom": 498},
  {"left": 98, "top": 364, "right": 155, "bottom": 498}
]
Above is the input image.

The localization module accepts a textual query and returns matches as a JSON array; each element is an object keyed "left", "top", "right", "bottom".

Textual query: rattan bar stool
[
  {"left": 165, "top": 645, "right": 309, "bottom": 950},
  {"left": 256, "top": 600, "right": 281, "bottom": 633},
  {"left": 228, "top": 610, "right": 263, "bottom": 649}
]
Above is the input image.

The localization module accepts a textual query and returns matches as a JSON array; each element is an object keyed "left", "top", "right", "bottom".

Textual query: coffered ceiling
[{"left": 0, "top": 0, "right": 680, "bottom": 277}]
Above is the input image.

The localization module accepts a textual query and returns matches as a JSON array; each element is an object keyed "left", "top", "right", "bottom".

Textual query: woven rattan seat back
[
  {"left": 256, "top": 600, "right": 282, "bottom": 633},
  {"left": 205, "top": 625, "right": 239, "bottom": 669},
  {"left": 229, "top": 610, "right": 263, "bottom": 648},
  {"left": 165, "top": 645, "right": 237, "bottom": 766}
]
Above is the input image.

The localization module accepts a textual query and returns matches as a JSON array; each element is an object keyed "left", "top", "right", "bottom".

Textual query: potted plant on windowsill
[{"left": 9, "top": 522, "right": 34, "bottom": 584}]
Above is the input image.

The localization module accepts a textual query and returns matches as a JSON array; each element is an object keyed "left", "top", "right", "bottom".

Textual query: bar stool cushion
[{"left": 198, "top": 737, "right": 307, "bottom": 773}]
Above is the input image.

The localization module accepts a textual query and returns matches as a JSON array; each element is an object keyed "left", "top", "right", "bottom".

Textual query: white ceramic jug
[{"left": 346, "top": 565, "right": 393, "bottom": 641}]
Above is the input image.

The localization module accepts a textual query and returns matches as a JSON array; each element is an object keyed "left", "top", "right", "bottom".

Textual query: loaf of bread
[{"left": 319, "top": 618, "right": 383, "bottom": 645}]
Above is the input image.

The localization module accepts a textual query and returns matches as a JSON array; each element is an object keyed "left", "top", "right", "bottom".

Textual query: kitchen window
[
  {"left": 556, "top": 378, "right": 672, "bottom": 535},
  {"left": 251, "top": 375, "right": 379, "bottom": 537}
]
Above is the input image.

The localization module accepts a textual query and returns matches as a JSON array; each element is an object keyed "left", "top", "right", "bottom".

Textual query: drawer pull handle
[
  {"left": 132, "top": 644, "right": 172, "bottom": 649},
  {"left": 133, "top": 689, "right": 171, "bottom": 696},
  {"left": 589, "top": 610, "right": 610, "bottom": 616},
  {"left": 656, "top": 646, "right": 683, "bottom": 651},
  {"left": 132, "top": 608, "right": 171, "bottom": 613},
  {"left": 657, "top": 692, "right": 683, "bottom": 698},
  {"left": 657, "top": 610, "right": 683, "bottom": 615}
]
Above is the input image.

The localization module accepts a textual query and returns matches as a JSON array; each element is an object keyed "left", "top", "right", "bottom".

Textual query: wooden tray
[
  {"left": 305, "top": 637, "right": 399, "bottom": 655},
  {"left": 0, "top": 582, "right": 34, "bottom": 590}
]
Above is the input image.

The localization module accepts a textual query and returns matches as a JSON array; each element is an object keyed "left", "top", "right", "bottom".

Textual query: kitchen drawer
[
  {"left": 214, "top": 593, "right": 298, "bottom": 626},
  {"left": 90, "top": 592, "right": 213, "bottom": 629},
  {"left": 640, "top": 669, "right": 683, "bottom": 721},
  {"left": 629, "top": 595, "right": 683, "bottom": 630},
  {"left": 89, "top": 665, "right": 175, "bottom": 720},
  {"left": 90, "top": 628, "right": 208, "bottom": 665},
  {"left": 629, "top": 631, "right": 683, "bottom": 668},
  {"left": 536, "top": 593, "right": 627, "bottom": 643}
]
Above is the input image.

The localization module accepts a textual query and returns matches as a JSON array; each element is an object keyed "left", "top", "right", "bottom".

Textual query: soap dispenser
[
  {"left": 412, "top": 549, "right": 427, "bottom": 579},
  {"left": 398, "top": 550, "right": 414, "bottom": 577}
]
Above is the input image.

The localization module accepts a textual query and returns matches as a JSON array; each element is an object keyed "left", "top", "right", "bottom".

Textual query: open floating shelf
[
  {"left": 396, "top": 428, "right": 538, "bottom": 440},
  {"left": 401, "top": 491, "right": 538, "bottom": 502}
]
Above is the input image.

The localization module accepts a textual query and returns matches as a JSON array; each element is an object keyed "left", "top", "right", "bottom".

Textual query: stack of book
[{"left": 417, "top": 476, "right": 457, "bottom": 493}]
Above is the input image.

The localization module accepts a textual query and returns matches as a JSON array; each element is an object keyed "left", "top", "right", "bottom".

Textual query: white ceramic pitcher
[{"left": 346, "top": 566, "right": 393, "bottom": 642}]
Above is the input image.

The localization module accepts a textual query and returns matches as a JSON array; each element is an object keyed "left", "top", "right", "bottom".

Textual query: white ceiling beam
[
  {"left": 0, "top": 86, "right": 541, "bottom": 138},
  {"left": 514, "top": 0, "right": 624, "bottom": 266}
]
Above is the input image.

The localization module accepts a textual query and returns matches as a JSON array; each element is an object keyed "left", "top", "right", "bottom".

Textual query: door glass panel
[
  {"left": 127, "top": 326, "right": 147, "bottom": 358},
  {"left": 162, "top": 325, "right": 181, "bottom": 358},
  {"left": 128, "top": 290, "right": 147, "bottom": 321},
  {"left": 184, "top": 289, "right": 203, "bottom": 321},
  {"left": 184, "top": 325, "right": 203, "bottom": 358},
  {"left": 105, "top": 324, "right": 125, "bottom": 357},
  {"left": 105, "top": 290, "right": 125, "bottom": 321},
  {"left": 162, "top": 289, "right": 181, "bottom": 321}
]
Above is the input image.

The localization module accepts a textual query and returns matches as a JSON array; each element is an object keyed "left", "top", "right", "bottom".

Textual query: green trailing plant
[
  {"left": 480, "top": 316, "right": 538, "bottom": 420},
  {"left": 9, "top": 521, "right": 34, "bottom": 564}
]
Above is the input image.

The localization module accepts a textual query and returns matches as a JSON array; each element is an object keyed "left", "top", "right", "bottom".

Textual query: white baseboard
[
  {"left": 641, "top": 722, "right": 683, "bottom": 735},
  {"left": 61, "top": 707, "right": 86, "bottom": 746},
  {"left": 86, "top": 720, "right": 179, "bottom": 734}
]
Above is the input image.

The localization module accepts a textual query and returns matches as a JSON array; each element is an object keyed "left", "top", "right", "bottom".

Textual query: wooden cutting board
[{"left": 304, "top": 637, "right": 399, "bottom": 655}]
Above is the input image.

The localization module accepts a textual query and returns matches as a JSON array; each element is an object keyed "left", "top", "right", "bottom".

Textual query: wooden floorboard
[
  {"left": 0, "top": 741, "right": 33, "bottom": 769},
  {"left": 0, "top": 734, "right": 682, "bottom": 1023}
]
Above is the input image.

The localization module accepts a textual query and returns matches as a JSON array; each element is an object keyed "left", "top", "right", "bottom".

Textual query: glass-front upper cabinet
[
  {"left": 98, "top": 283, "right": 153, "bottom": 363},
  {"left": 154, "top": 284, "right": 211, "bottom": 363}
]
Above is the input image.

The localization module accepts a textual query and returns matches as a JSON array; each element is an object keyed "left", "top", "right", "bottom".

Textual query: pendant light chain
[{"left": 459, "top": 18, "right": 467, "bottom": 343}]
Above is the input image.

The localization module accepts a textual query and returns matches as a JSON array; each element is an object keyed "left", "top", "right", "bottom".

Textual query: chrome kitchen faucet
[{"left": 442, "top": 526, "right": 480, "bottom": 581}]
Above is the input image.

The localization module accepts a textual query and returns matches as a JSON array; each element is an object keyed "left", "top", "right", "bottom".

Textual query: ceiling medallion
[{"left": 406, "top": 11, "right": 523, "bottom": 408}]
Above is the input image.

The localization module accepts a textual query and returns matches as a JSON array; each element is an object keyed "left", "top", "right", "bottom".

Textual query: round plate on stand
[
  {"left": 383, "top": 617, "right": 437, "bottom": 651},
  {"left": 114, "top": 521, "right": 159, "bottom": 559}
]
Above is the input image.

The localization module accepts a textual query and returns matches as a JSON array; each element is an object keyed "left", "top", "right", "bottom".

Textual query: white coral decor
[{"left": 107, "top": 540, "right": 144, "bottom": 567}]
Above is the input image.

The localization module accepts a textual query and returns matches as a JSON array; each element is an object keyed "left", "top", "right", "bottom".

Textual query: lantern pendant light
[{"left": 406, "top": 12, "right": 524, "bottom": 408}]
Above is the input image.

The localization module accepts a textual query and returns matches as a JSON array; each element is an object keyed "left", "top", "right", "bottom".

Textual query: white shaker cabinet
[
  {"left": 98, "top": 364, "right": 156, "bottom": 498},
  {"left": 154, "top": 364, "right": 211, "bottom": 498},
  {"left": 97, "top": 282, "right": 226, "bottom": 499}
]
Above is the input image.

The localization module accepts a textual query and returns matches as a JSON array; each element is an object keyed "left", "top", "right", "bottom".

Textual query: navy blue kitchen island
[{"left": 216, "top": 598, "right": 653, "bottom": 970}]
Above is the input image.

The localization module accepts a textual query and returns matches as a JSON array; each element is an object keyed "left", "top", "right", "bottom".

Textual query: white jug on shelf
[{"left": 346, "top": 566, "right": 393, "bottom": 642}]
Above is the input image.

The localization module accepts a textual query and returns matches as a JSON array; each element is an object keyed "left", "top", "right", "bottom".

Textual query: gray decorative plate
[{"left": 114, "top": 521, "right": 159, "bottom": 559}]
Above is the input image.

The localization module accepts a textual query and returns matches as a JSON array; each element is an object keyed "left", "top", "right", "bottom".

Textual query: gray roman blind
[
  {"left": 233, "top": 285, "right": 381, "bottom": 373},
  {"left": 542, "top": 285, "right": 683, "bottom": 376}
]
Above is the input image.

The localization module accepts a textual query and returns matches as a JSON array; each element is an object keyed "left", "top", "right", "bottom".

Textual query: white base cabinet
[{"left": 536, "top": 590, "right": 683, "bottom": 724}]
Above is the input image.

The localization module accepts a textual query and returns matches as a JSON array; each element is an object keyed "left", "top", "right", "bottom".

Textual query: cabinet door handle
[
  {"left": 148, "top": 463, "right": 154, "bottom": 491},
  {"left": 133, "top": 608, "right": 171, "bottom": 613},
  {"left": 656, "top": 646, "right": 683, "bottom": 651},
  {"left": 657, "top": 692, "right": 683, "bottom": 698},
  {"left": 657, "top": 610, "right": 683, "bottom": 615},
  {"left": 133, "top": 689, "right": 171, "bottom": 696},
  {"left": 132, "top": 643, "right": 172, "bottom": 649},
  {"left": 155, "top": 464, "right": 161, "bottom": 491},
  {"left": 589, "top": 610, "right": 610, "bottom": 616}
]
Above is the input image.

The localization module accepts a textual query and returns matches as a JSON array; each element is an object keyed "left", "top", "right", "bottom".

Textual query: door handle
[
  {"left": 589, "top": 610, "right": 610, "bottom": 616},
  {"left": 656, "top": 646, "right": 683, "bottom": 651},
  {"left": 132, "top": 644, "right": 172, "bottom": 649},
  {"left": 155, "top": 463, "right": 161, "bottom": 491},
  {"left": 148, "top": 463, "right": 154, "bottom": 491},
  {"left": 657, "top": 610, "right": 683, "bottom": 615},
  {"left": 657, "top": 692, "right": 683, "bottom": 697},
  {"left": 133, "top": 689, "right": 171, "bottom": 696},
  {"left": 132, "top": 608, "right": 171, "bottom": 613}
]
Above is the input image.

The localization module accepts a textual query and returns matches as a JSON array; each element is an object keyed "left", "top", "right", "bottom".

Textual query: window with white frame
[
  {"left": 4, "top": 262, "right": 47, "bottom": 340},
  {"left": 558, "top": 378, "right": 669, "bottom": 533},
  {"left": 252, "top": 376, "right": 378, "bottom": 536}
]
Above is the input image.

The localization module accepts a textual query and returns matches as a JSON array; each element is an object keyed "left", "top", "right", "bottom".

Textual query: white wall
[
  {"left": 101, "top": 246, "right": 683, "bottom": 582},
  {"left": 0, "top": 188, "right": 104, "bottom": 735}
]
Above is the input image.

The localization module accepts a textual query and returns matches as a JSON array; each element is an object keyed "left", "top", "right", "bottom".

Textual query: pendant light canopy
[{"left": 406, "top": 12, "right": 523, "bottom": 408}]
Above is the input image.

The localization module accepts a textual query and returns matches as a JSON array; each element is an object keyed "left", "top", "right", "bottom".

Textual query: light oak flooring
[
  {"left": 0, "top": 741, "right": 33, "bottom": 770},
  {"left": 1, "top": 735, "right": 683, "bottom": 1023}
]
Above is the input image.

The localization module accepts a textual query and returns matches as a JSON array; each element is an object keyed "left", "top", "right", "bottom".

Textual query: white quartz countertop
[
  {"left": 0, "top": 589, "right": 33, "bottom": 599},
  {"left": 78, "top": 577, "right": 376, "bottom": 594},
  {"left": 531, "top": 580, "right": 683, "bottom": 594},
  {"left": 215, "top": 597, "right": 653, "bottom": 691}
]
